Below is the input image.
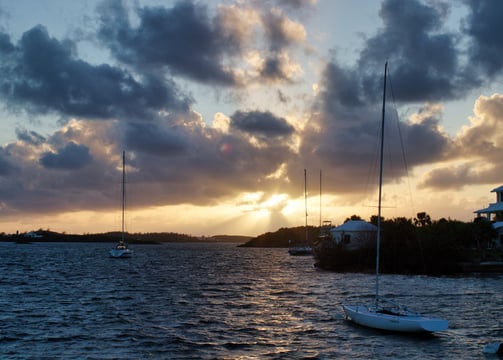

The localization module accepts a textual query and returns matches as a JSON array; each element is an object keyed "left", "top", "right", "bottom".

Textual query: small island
[{"left": 2, "top": 230, "right": 251, "bottom": 245}]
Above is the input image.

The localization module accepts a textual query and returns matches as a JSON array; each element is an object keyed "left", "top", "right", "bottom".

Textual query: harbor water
[{"left": 0, "top": 242, "right": 502, "bottom": 359}]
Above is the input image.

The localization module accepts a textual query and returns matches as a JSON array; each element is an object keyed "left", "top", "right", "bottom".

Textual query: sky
[{"left": 1, "top": 0, "right": 503, "bottom": 237}]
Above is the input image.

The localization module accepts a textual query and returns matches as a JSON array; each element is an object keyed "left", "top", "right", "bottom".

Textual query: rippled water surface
[{"left": 1, "top": 242, "right": 502, "bottom": 359}]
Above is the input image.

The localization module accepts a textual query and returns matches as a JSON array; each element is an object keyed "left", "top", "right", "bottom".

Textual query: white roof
[
  {"left": 474, "top": 202, "right": 503, "bottom": 214},
  {"left": 331, "top": 220, "right": 377, "bottom": 232}
]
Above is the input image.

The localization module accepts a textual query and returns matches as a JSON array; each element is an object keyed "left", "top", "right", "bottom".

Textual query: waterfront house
[
  {"left": 474, "top": 185, "right": 503, "bottom": 247},
  {"left": 24, "top": 231, "right": 43, "bottom": 238},
  {"left": 329, "top": 220, "right": 377, "bottom": 250}
]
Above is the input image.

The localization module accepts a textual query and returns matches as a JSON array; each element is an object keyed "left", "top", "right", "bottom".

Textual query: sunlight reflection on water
[{"left": 0, "top": 242, "right": 502, "bottom": 359}]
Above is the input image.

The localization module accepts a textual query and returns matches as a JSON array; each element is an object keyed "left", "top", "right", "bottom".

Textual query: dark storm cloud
[
  {"left": 40, "top": 141, "right": 92, "bottom": 170},
  {"left": 97, "top": 0, "right": 239, "bottom": 85},
  {"left": 275, "top": 0, "right": 315, "bottom": 9},
  {"left": 303, "top": 61, "right": 453, "bottom": 194},
  {"left": 319, "top": 0, "right": 479, "bottom": 109},
  {"left": 297, "top": 0, "right": 503, "bottom": 201},
  {"left": 301, "top": 0, "right": 496, "bottom": 195},
  {"left": 0, "top": 25, "right": 189, "bottom": 120},
  {"left": 0, "top": 109, "right": 298, "bottom": 213},
  {"left": 125, "top": 122, "right": 187, "bottom": 156},
  {"left": 463, "top": 0, "right": 503, "bottom": 77},
  {"left": 259, "top": 57, "right": 290, "bottom": 81},
  {"left": 4, "top": 0, "right": 503, "bottom": 223},
  {"left": 401, "top": 114, "right": 450, "bottom": 165},
  {"left": 0, "top": 32, "right": 14, "bottom": 53},
  {"left": 114, "top": 111, "right": 298, "bottom": 207},
  {"left": 357, "top": 0, "right": 470, "bottom": 103},
  {"left": 0, "top": 148, "right": 14, "bottom": 175},
  {"left": 230, "top": 110, "right": 295, "bottom": 137},
  {"left": 321, "top": 62, "right": 363, "bottom": 110},
  {"left": 15, "top": 128, "right": 45, "bottom": 146}
]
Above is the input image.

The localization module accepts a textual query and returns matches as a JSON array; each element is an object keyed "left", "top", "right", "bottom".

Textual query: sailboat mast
[
  {"left": 375, "top": 62, "right": 387, "bottom": 307},
  {"left": 121, "top": 151, "right": 125, "bottom": 244},
  {"left": 319, "top": 170, "right": 322, "bottom": 228},
  {"left": 304, "top": 168, "right": 308, "bottom": 243}
]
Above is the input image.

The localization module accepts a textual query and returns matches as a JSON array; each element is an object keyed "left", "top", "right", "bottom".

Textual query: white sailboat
[
  {"left": 342, "top": 62, "right": 447, "bottom": 333},
  {"left": 289, "top": 169, "right": 313, "bottom": 256},
  {"left": 110, "top": 151, "right": 132, "bottom": 258}
]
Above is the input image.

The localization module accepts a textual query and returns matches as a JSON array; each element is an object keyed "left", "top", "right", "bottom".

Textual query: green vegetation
[
  {"left": 242, "top": 213, "right": 503, "bottom": 275},
  {"left": 376, "top": 216, "right": 500, "bottom": 274},
  {"left": 337, "top": 215, "right": 501, "bottom": 274}
]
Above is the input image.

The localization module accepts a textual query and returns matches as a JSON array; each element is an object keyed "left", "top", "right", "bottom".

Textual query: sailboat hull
[
  {"left": 109, "top": 247, "right": 132, "bottom": 258},
  {"left": 343, "top": 304, "right": 448, "bottom": 333},
  {"left": 288, "top": 246, "right": 313, "bottom": 256}
]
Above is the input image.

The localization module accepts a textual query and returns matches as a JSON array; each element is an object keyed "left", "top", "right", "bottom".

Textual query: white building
[
  {"left": 24, "top": 231, "right": 43, "bottom": 238},
  {"left": 329, "top": 220, "right": 377, "bottom": 250},
  {"left": 474, "top": 185, "right": 503, "bottom": 247}
]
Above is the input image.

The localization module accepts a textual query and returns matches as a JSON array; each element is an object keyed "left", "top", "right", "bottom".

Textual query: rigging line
[
  {"left": 363, "top": 108, "right": 382, "bottom": 211},
  {"left": 387, "top": 65, "right": 415, "bottom": 213},
  {"left": 122, "top": 151, "right": 128, "bottom": 237},
  {"left": 122, "top": 152, "right": 131, "bottom": 235},
  {"left": 319, "top": 169, "right": 322, "bottom": 228}
]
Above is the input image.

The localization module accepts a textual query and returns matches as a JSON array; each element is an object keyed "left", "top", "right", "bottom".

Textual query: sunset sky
[{"left": 1, "top": 0, "right": 503, "bottom": 237}]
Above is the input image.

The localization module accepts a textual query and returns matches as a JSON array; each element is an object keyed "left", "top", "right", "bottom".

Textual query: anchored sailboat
[
  {"left": 289, "top": 169, "right": 313, "bottom": 256},
  {"left": 109, "top": 151, "right": 132, "bottom": 258},
  {"left": 342, "top": 62, "right": 448, "bottom": 333}
]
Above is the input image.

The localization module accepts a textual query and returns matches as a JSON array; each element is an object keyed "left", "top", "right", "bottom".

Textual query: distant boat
[
  {"left": 342, "top": 62, "right": 448, "bottom": 333},
  {"left": 288, "top": 243, "right": 312, "bottom": 256},
  {"left": 110, "top": 151, "right": 132, "bottom": 259},
  {"left": 289, "top": 169, "right": 313, "bottom": 256}
]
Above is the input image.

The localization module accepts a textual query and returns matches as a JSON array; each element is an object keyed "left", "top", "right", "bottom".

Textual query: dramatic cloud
[
  {"left": 125, "top": 122, "right": 188, "bottom": 156},
  {"left": 97, "top": 0, "right": 307, "bottom": 85},
  {"left": 40, "top": 142, "right": 93, "bottom": 170},
  {"left": 0, "top": 148, "right": 14, "bottom": 175},
  {"left": 231, "top": 110, "right": 295, "bottom": 137},
  {"left": 320, "top": 62, "right": 364, "bottom": 110},
  {"left": 258, "top": 7, "right": 306, "bottom": 82},
  {"left": 399, "top": 104, "right": 452, "bottom": 165},
  {"left": 97, "top": 0, "right": 242, "bottom": 85},
  {"left": 314, "top": 0, "right": 491, "bottom": 110},
  {"left": 0, "top": 109, "right": 298, "bottom": 214},
  {"left": 15, "top": 128, "right": 46, "bottom": 146},
  {"left": 1, "top": 0, "right": 503, "bottom": 232},
  {"left": 418, "top": 163, "right": 477, "bottom": 190},
  {"left": 419, "top": 94, "right": 503, "bottom": 190},
  {"left": 464, "top": 0, "right": 503, "bottom": 77},
  {"left": 275, "top": 0, "right": 317, "bottom": 9},
  {"left": 0, "top": 25, "right": 190, "bottom": 120},
  {"left": 305, "top": 0, "right": 503, "bottom": 201},
  {"left": 297, "top": 0, "right": 503, "bottom": 196},
  {"left": 357, "top": 0, "right": 474, "bottom": 103}
]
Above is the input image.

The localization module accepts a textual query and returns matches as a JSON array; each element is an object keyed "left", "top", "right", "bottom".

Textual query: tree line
[{"left": 242, "top": 212, "right": 501, "bottom": 274}]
